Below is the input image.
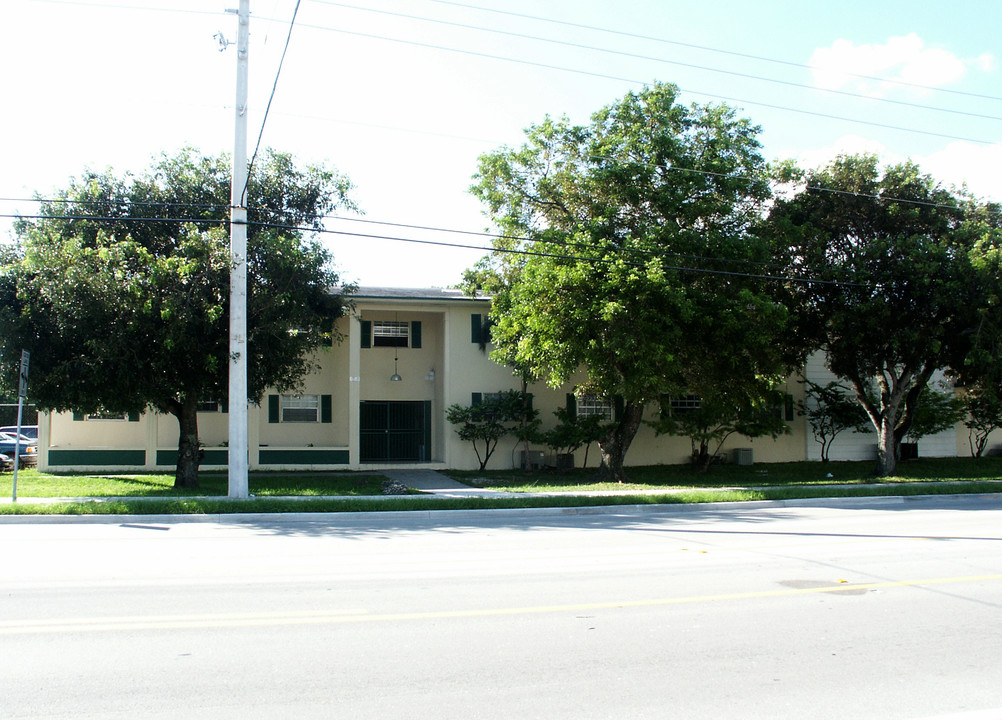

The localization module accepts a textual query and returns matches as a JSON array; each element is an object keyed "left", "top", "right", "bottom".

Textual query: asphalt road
[{"left": 2, "top": 497, "right": 1001, "bottom": 719}]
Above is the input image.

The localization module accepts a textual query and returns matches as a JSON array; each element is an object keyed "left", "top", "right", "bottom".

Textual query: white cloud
[
  {"left": 916, "top": 142, "right": 1002, "bottom": 202},
  {"left": 774, "top": 135, "right": 1002, "bottom": 204},
  {"left": 809, "top": 34, "right": 994, "bottom": 95},
  {"left": 775, "top": 134, "right": 898, "bottom": 172}
]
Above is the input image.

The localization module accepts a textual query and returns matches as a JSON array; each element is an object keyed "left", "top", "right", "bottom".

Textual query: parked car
[
  {"left": 0, "top": 452, "right": 11, "bottom": 472},
  {"left": 0, "top": 432, "right": 37, "bottom": 468},
  {"left": 0, "top": 425, "right": 37, "bottom": 440}
]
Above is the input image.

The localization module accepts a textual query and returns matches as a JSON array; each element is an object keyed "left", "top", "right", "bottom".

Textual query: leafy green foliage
[
  {"left": 650, "top": 391, "right": 790, "bottom": 470},
  {"left": 905, "top": 383, "right": 965, "bottom": 442},
  {"left": 0, "top": 148, "right": 356, "bottom": 488},
  {"left": 468, "top": 83, "right": 792, "bottom": 482},
  {"left": 767, "top": 154, "right": 991, "bottom": 475},
  {"left": 799, "top": 381, "right": 869, "bottom": 462},
  {"left": 961, "top": 381, "right": 1002, "bottom": 457},
  {"left": 445, "top": 390, "right": 537, "bottom": 471},
  {"left": 542, "top": 406, "right": 609, "bottom": 468}
]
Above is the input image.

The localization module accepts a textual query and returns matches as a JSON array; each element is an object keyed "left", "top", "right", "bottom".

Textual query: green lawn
[
  {"left": 446, "top": 457, "right": 1002, "bottom": 492},
  {"left": 1, "top": 457, "right": 1000, "bottom": 516},
  {"left": 0, "top": 469, "right": 388, "bottom": 498}
]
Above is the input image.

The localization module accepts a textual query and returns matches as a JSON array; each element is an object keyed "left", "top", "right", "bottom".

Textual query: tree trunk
[
  {"left": 520, "top": 377, "right": 532, "bottom": 471},
  {"left": 172, "top": 397, "right": 201, "bottom": 489},
  {"left": 874, "top": 413, "right": 898, "bottom": 477},
  {"left": 850, "top": 364, "right": 935, "bottom": 478},
  {"left": 595, "top": 401, "right": 644, "bottom": 483}
]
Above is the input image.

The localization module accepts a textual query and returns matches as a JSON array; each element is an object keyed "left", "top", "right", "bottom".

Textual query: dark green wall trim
[
  {"left": 259, "top": 449, "right": 349, "bottom": 465},
  {"left": 156, "top": 449, "right": 229, "bottom": 466},
  {"left": 48, "top": 449, "right": 146, "bottom": 466}
]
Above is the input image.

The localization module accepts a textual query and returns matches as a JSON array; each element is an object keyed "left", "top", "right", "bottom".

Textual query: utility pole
[{"left": 227, "top": 0, "right": 250, "bottom": 498}]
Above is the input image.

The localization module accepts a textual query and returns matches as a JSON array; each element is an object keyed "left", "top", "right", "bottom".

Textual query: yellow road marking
[{"left": 3, "top": 573, "right": 1000, "bottom": 635}]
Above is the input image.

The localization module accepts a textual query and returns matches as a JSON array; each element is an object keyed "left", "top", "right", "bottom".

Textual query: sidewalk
[{"left": 381, "top": 469, "right": 517, "bottom": 498}]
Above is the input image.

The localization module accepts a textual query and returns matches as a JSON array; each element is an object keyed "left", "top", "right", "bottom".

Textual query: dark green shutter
[
  {"left": 525, "top": 392, "right": 534, "bottom": 411},
  {"left": 73, "top": 411, "right": 85, "bottom": 421},
  {"left": 471, "top": 314, "right": 482, "bottom": 344},
  {"left": 785, "top": 393, "right": 795, "bottom": 422},
  {"left": 471, "top": 392, "right": 483, "bottom": 406},
  {"left": 566, "top": 393, "right": 577, "bottom": 419},
  {"left": 360, "top": 320, "right": 371, "bottom": 349},
  {"left": 268, "top": 395, "right": 280, "bottom": 423},
  {"left": 128, "top": 412, "right": 140, "bottom": 422},
  {"left": 321, "top": 394, "right": 332, "bottom": 423},
  {"left": 411, "top": 321, "right": 422, "bottom": 349},
  {"left": 614, "top": 396, "right": 625, "bottom": 422}
]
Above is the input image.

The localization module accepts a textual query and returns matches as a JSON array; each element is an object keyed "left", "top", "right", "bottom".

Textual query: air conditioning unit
[
  {"left": 520, "top": 450, "right": 544, "bottom": 469},
  {"left": 734, "top": 448, "right": 754, "bottom": 466}
]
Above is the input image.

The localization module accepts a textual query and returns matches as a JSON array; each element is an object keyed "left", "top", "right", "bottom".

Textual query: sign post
[{"left": 11, "top": 350, "right": 29, "bottom": 502}]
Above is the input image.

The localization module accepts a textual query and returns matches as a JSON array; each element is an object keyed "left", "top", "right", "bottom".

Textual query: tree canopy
[
  {"left": 767, "top": 154, "right": 1001, "bottom": 475},
  {"left": 468, "top": 83, "right": 794, "bottom": 482},
  {"left": 0, "top": 148, "right": 356, "bottom": 487}
]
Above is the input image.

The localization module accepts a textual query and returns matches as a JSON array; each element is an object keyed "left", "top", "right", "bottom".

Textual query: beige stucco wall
[
  {"left": 40, "top": 291, "right": 983, "bottom": 473},
  {"left": 48, "top": 413, "right": 147, "bottom": 448}
]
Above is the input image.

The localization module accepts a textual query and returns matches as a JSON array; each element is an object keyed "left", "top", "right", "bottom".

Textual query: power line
[
  {"left": 0, "top": 197, "right": 228, "bottom": 212},
  {"left": 1, "top": 213, "right": 226, "bottom": 227},
  {"left": 417, "top": 0, "right": 1002, "bottom": 103},
  {"left": 292, "top": 24, "right": 995, "bottom": 146},
  {"left": 0, "top": 211, "right": 859, "bottom": 287},
  {"left": 252, "top": 218, "right": 863, "bottom": 288},
  {"left": 245, "top": 0, "right": 303, "bottom": 204},
  {"left": 313, "top": 1, "right": 1002, "bottom": 122},
  {"left": 322, "top": 215, "right": 795, "bottom": 273}
]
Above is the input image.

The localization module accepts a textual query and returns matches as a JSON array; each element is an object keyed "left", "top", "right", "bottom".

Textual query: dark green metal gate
[{"left": 359, "top": 401, "right": 431, "bottom": 462}]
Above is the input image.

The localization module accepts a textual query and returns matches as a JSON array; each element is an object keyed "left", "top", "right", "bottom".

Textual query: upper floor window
[{"left": 373, "top": 320, "right": 409, "bottom": 347}]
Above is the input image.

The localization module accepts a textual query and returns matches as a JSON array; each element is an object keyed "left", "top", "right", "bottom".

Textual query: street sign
[{"left": 18, "top": 350, "right": 29, "bottom": 398}]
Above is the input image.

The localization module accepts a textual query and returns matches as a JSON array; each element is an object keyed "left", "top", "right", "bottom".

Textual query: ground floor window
[
  {"left": 669, "top": 394, "right": 702, "bottom": 415},
  {"left": 282, "top": 395, "right": 320, "bottom": 423},
  {"left": 577, "top": 394, "right": 614, "bottom": 421}
]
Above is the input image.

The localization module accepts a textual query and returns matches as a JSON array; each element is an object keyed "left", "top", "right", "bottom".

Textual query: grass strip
[{"left": 2, "top": 480, "right": 1001, "bottom": 516}]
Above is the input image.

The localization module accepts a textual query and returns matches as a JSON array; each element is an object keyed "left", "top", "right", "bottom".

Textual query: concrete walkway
[{"left": 381, "top": 469, "right": 515, "bottom": 498}]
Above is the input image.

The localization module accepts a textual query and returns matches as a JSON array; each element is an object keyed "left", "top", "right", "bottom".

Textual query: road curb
[{"left": 1, "top": 492, "right": 1000, "bottom": 525}]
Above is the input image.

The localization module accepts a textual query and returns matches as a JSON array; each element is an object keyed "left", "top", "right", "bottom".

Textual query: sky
[{"left": 2, "top": 0, "right": 1000, "bottom": 289}]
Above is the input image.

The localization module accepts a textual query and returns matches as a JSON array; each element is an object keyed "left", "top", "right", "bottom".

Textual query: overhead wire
[
  {"left": 0, "top": 210, "right": 861, "bottom": 288},
  {"left": 244, "top": 0, "right": 303, "bottom": 203},
  {"left": 247, "top": 218, "right": 861, "bottom": 287},
  {"left": 286, "top": 23, "right": 995, "bottom": 146},
  {"left": 312, "top": 0, "right": 1002, "bottom": 122},
  {"left": 417, "top": 0, "right": 1002, "bottom": 103}
]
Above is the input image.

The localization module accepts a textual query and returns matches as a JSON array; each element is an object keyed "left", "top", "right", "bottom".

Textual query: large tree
[
  {"left": 767, "top": 154, "right": 995, "bottom": 475},
  {"left": 468, "top": 83, "right": 793, "bottom": 482},
  {"left": 0, "top": 148, "right": 355, "bottom": 488}
]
